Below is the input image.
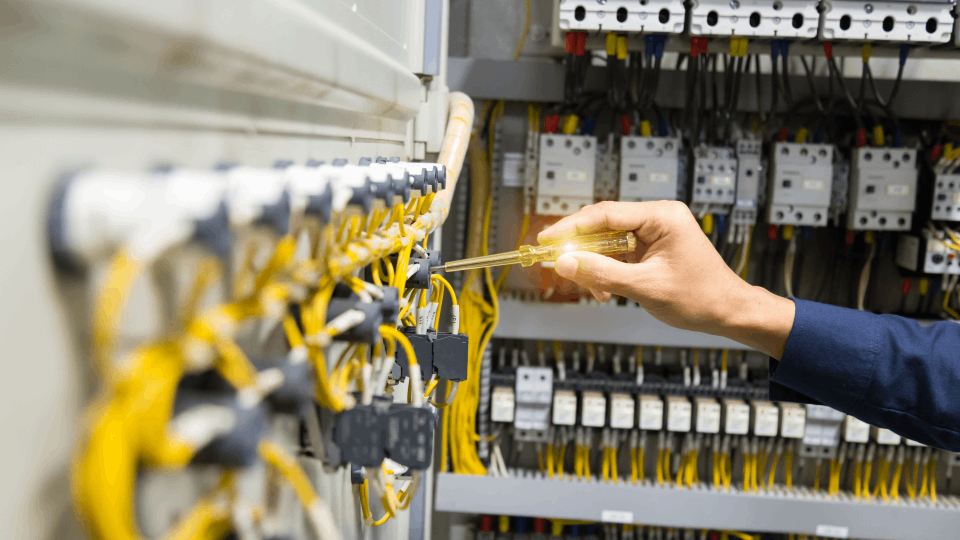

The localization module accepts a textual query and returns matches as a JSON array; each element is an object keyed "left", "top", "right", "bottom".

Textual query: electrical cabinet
[
  {"left": 689, "top": 0, "right": 819, "bottom": 38},
  {"left": 820, "top": 0, "right": 955, "bottom": 43},
  {"left": 619, "top": 136, "right": 681, "bottom": 202},
  {"left": 537, "top": 134, "right": 597, "bottom": 216},
  {"left": 847, "top": 147, "right": 918, "bottom": 231},
  {"left": 768, "top": 142, "right": 834, "bottom": 227}
]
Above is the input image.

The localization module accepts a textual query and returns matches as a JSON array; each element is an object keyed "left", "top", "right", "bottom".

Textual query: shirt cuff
[{"left": 768, "top": 299, "right": 878, "bottom": 413}]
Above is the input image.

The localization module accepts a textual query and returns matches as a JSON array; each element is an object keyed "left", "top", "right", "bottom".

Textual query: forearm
[{"left": 713, "top": 285, "right": 796, "bottom": 360}]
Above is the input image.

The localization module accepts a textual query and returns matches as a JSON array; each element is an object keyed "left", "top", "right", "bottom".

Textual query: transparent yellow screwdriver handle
[
  {"left": 519, "top": 230, "right": 637, "bottom": 266},
  {"left": 438, "top": 231, "right": 636, "bottom": 272}
]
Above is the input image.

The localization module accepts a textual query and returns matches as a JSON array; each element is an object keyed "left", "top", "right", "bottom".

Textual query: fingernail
[{"left": 555, "top": 254, "right": 577, "bottom": 278}]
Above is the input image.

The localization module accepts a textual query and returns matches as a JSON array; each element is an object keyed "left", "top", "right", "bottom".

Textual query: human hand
[{"left": 538, "top": 201, "right": 794, "bottom": 358}]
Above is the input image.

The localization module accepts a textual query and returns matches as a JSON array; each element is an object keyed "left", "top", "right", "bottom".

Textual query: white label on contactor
[
  {"left": 566, "top": 170, "right": 587, "bottom": 182},
  {"left": 695, "top": 400, "right": 721, "bottom": 434},
  {"left": 581, "top": 391, "right": 607, "bottom": 427},
  {"left": 780, "top": 404, "right": 806, "bottom": 439},
  {"left": 725, "top": 401, "right": 750, "bottom": 435},
  {"left": 491, "top": 387, "right": 515, "bottom": 422},
  {"left": 639, "top": 396, "right": 663, "bottom": 431},
  {"left": 753, "top": 402, "right": 779, "bottom": 436},
  {"left": 650, "top": 173, "right": 670, "bottom": 183},
  {"left": 844, "top": 416, "right": 870, "bottom": 443},
  {"left": 610, "top": 393, "right": 635, "bottom": 429},
  {"left": 887, "top": 185, "right": 909, "bottom": 196},
  {"left": 667, "top": 398, "right": 692, "bottom": 432},
  {"left": 712, "top": 175, "right": 733, "bottom": 186},
  {"left": 803, "top": 179, "right": 825, "bottom": 190},
  {"left": 552, "top": 390, "right": 577, "bottom": 426}
]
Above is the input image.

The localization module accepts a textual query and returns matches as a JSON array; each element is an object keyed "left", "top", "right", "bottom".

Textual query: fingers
[
  {"left": 538, "top": 201, "right": 687, "bottom": 246},
  {"left": 554, "top": 251, "right": 640, "bottom": 298}
]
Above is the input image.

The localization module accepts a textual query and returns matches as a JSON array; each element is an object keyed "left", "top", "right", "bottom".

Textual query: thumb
[{"left": 554, "top": 251, "right": 636, "bottom": 296}]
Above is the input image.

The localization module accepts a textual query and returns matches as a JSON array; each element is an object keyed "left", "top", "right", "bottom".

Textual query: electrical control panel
[
  {"left": 768, "top": 142, "right": 835, "bottom": 227},
  {"left": 820, "top": 0, "right": 955, "bottom": 43},
  {"left": 691, "top": 146, "right": 738, "bottom": 213},
  {"left": 733, "top": 139, "right": 763, "bottom": 227},
  {"left": 932, "top": 174, "right": 960, "bottom": 221},
  {"left": 847, "top": 147, "right": 918, "bottom": 231},
  {"left": 619, "top": 136, "right": 681, "bottom": 202},
  {"left": 688, "top": 0, "right": 819, "bottom": 38},
  {"left": 537, "top": 134, "right": 597, "bottom": 216},
  {"left": 557, "top": 0, "right": 686, "bottom": 34}
]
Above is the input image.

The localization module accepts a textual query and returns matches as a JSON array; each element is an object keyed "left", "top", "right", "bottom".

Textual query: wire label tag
[
  {"left": 815, "top": 525, "right": 849, "bottom": 538},
  {"left": 600, "top": 510, "right": 634, "bottom": 524}
]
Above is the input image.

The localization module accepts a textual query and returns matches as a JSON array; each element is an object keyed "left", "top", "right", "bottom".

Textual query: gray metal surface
[
  {"left": 492, "top": 298, "right": 752, "bottom": 350},
  {"left": 434, "top": 473, "right": 960, "bottom": 540}
]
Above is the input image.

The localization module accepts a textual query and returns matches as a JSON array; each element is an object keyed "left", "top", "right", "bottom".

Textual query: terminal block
[
  {"left": 820, "top": 0, "right": 954, "bottom": 43},
  {"left": 537, "top": 134, "right": 597, "bottom": 216},
  {"left": 557, "top": 0, "right": 685, "bottom": 34},
  {"left": 847, "top": 147, "right": 918, "bottom": 231},
  {"left": 733, "top": 139, "right": 763, "bottom": 227},
  {"left": 689, "top": 0, "right": 819, "bottom": 38},
  {"left": 932, "top": 174, "right": 960, "bottom": 221},
  {"left": 690, "top": 146, "right": 738, "bottom": 214},
  {"left": 514, "top": 367, "right": 553, "bottom": 441},
  {"left": 768, "top": 142, "right": 834, "bottom": 227},
  {"left": 619, "top": 136, "right": 681, "bottom": 202}
]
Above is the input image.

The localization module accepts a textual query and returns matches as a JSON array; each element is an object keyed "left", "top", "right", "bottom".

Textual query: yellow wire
[{"left": 890, "top": 462, "right": 903, "bottom": 502}]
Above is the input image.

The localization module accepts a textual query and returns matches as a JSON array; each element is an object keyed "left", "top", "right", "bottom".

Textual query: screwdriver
[{"left": 431, "top": 231, "right": 637, "bottom": 272}]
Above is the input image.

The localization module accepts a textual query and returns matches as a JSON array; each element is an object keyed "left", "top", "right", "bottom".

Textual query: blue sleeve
[{"left": 769, "top": 299, "right": 960, "bottom": 452}]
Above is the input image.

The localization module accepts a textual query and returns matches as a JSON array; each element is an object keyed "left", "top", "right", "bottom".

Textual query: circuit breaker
[
  {"left": 553, "top": 389, "right": 578, "bottom": 426},
  {"left": 537, "top": 134, "right": 597, "bottom": 216},
  {"left": 768, "top": 142, "right": 834, "bottom": 227},
  {"left": 619, "top": 136, "right": 681, "bottom": 202},
  {"left": 733, "top": 139, "right": 763, "bottom": 227},
  {"left": 751, "top": 400, "right": 779, "bottom": 437},
  {"left": 688, "top": 0, "right": 819, "bottom": 38},
  {"left": 694, "top": 398, "right": 721, "bottom": 434},
  {"left": 847, "top": 147, "right": 918, "bottom": 231},
  {"left": 666, "top": 396, "right": 692, "bottom": 433},
  {"left": 820, "top": 0, "right": 954, "bottom": 43},
  {"left": 513, "top": 367, "right": 553, "bottom": 440},
  {"left": 557, "top": 0, "right": 685, "bottom": 34},
  {"left": 932, "top": 174, "right": 960, "bottom": 221},
  {"left": 691, "top": 146, "right": 737, "bottom": 214},
  {"left": 779, "top": 403, "right": 806, "bottom": 439},
  {"left": 843, "top": 415, "right": 870, "bottom": 443},
  {"left": 873, "top": 426, "right": 901, "bottom": 445}
]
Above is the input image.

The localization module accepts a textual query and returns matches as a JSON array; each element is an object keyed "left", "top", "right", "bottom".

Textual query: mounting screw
[{"left": 864, "top": 3, "right": 874, "bottom": 13}]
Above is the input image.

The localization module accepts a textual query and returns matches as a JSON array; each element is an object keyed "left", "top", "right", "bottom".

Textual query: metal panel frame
[{"left": 435, "top": 473, "right": 960, "bottom": 540}]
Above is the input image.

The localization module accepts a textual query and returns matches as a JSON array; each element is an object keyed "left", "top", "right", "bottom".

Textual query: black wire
[
  {"left": 682, "top": 54, "right": 700, "bottom": 141},
  {"left": 827, "top": 56, "right": 864, "bottom": 131},
  {"left": 753, "top": 55, "right": 764, "bottom": 123},
  {"left": 766, "top": 54, "right": 781, "bottom": 137},
  {"left": 888, "top": 61, "right": 906, "bottom": 105},
  {"left": 709, "top": 54, "right": 720, "bottom": 145},
  {"left": 799, "top": 56, "right": 825, "bottom": 114},
  {"left": 779, "top": 53, "right": 794, "bottom": 108}
]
